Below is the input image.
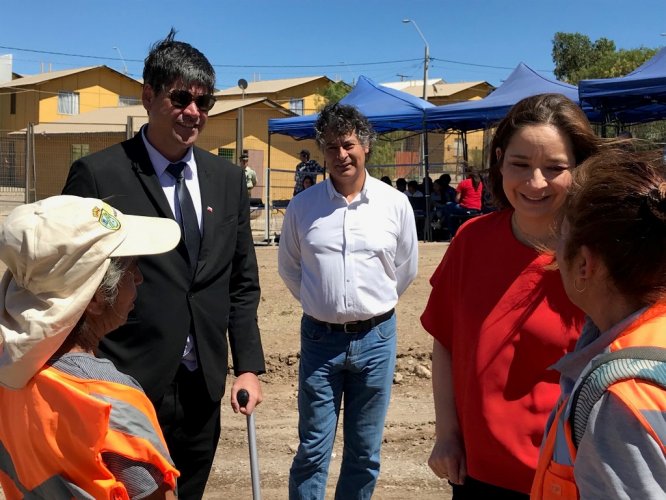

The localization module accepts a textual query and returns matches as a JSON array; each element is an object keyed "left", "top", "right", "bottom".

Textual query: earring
[{"left": 574, "top": 277, "right": 586, "bottom": 293}]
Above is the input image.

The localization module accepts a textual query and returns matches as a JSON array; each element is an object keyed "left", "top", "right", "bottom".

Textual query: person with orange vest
[
  {"left": 0, "top": 196, "right": 181, "bottom": 499},
  {"left": 532, "top": 149, "right": 666, "bottom": 499}
]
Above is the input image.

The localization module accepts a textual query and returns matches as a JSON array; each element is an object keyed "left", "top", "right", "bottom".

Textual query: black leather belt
[{"left": 305, "top": 309, "right": 394, "bottom": 334}]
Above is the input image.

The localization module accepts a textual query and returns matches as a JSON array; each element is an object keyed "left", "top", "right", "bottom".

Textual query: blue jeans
[
  {"left": 444, "top": 203, "right": 481, "bottom": 237},
  {"left": 289, "top": 313, "right": 397, "bottom": 500}
]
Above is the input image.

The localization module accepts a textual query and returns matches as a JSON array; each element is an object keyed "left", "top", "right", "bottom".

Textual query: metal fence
[
  {"left": 0, "top": 130, "right": 27, "bottom": 197},
  {"left": 14, "top": 117, "right": 665, "bottom": 245}
]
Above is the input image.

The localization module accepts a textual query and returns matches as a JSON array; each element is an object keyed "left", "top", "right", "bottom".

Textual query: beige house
[
  {"left": 382, "top": 78, "right": 495, "bottom": 173},
  {"left": 215, "top": 76, "right": 339, "bottom": 116},
  {"left": 0, "top": 65, "right": 143, "bottom": 131},
  {"left": 13, "top": 97, "right": 311, "bottom": 201}
]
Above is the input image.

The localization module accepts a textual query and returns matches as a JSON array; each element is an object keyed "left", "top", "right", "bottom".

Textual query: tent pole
[
  {"left": 266, "top": 133, "right": 272, "bottom": 244},
  {"left": 423, "top": 116, "right": 432, "bottom": 242}
]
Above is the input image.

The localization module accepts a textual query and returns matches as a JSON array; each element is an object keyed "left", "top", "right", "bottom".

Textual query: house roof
[
  {"left": 0, "top": 65, "right": 140, "bottom": 90},
  {"left": 15, "top": 97, "right": 292, "bottom": 134},
  {"left": 0, "top": 66, "right": 97, "bottom": 89},
  {"left": 215, "top": 76, "right": 332, "bottom": 96},
  {"left": 383, "top": 80, "right": 493, "bottom": 100},
  {"left": 381, "top": 78, "right": 444, "bottom": 90}
]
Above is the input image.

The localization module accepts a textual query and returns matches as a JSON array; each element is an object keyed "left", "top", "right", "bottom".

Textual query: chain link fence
[{"left": 10, "top": 117, "right": 665, "bottom": 245}]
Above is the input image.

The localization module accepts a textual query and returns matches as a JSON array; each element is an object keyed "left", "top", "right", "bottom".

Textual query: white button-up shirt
[{"left": 278, "top": 172, "right": 418, "bottom": 324}]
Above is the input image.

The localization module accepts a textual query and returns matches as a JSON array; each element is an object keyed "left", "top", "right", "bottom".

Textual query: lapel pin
[{"left": 207, "top": 206, "right": 214, "bottom": 213}]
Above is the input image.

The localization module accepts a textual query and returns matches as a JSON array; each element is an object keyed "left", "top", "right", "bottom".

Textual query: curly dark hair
[{"left": 314, "top": 103, "right": 375, "bottom": 156}]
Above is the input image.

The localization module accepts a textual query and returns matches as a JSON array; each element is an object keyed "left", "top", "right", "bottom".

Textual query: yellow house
[
  {"left": 0, "top": 65, "right": 143, "bottom": 131},
  {"left": 382, "top": 79, "right": 495, "bottom": 176},
  {"left": 13, "top": 96, "right": 314, "bottom": 201},
  {"left": 215, "top": 76, "right": 339, "bottom": 116}
]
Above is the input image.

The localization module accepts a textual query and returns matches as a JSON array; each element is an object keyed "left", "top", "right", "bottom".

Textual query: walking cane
[{"left": 237, "top": 389, "right": 261, "bottom": 500}]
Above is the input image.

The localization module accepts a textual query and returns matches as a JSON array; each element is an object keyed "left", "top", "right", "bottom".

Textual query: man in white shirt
[{"left": 278, "top": 103, "right": 418, "bottom": 499}]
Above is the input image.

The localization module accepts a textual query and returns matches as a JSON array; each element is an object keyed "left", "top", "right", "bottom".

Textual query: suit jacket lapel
[
  {"left": 126, "top": 134, "right": 175, "bottom": 220},
  {"left": 193, "top": 148, "right": 219, "bottom": 277}
]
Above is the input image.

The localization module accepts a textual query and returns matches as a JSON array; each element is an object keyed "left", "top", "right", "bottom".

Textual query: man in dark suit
[{"left": 62, "top": 29, "right": 265, "bottom": 499}]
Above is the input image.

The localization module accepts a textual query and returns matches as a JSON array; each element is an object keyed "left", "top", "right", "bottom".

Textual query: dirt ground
[
  {"left": 205, "top": 242, "right": 453, "bottom": 499},
  {"left": 0, "top": 191, "right": 452, "bottom": 499}
]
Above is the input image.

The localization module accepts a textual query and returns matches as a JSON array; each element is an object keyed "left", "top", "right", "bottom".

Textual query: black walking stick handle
[{"left": 237, "top": 388, "right": 250, "bottom": 407}]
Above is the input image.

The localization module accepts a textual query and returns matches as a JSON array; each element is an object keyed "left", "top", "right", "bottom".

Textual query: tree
[
  {"left": 552, "top": 32, "right": 657, "bottom": 84},
  {"left": 315, "top": 81, "right": 352, "bottom": 109}
]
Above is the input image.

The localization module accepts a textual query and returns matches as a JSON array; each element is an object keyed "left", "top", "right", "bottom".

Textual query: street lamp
[
  {"left": 403, "top": 19, "right": 432, "bottom": 241},
  {"left": 112, "top": 46, "right": 129, "bottom": 75},
  {"left": 402, "top": 19, "right": 430, "bottom": 100}
]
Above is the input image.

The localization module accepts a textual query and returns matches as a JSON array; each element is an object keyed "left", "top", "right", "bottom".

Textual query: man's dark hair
[
  {"left": 314, "top": 104, "right": 375, "bottom": 154},
  {"left": 143, "top": 28, "right": 216, "bottom": 95}
]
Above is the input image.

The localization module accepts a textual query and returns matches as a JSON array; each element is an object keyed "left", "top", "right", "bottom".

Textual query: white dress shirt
[
  {"left": 141, "top": 128, "right": 203, "bottom": 232},
  {"left": 141, "top": 128, "right": 199, "bottom": 369},
  {"left": 278, "top": 172, "right": 418, "bottom": 324}
]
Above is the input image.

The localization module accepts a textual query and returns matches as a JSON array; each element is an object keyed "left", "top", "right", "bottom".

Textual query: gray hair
[
  {"left": 55, "top": 257, "right": 128, "bottom": 354},
  {"left": 96, "top": 257, "right": 126, "bottom": 306}
]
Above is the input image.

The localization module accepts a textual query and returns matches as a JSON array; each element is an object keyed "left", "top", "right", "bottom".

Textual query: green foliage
[
  {"left": 368, "top": 138, "right": 398, "bottom": 168},
  {"left": 552, "top": 32, "right": 657, "bottom": 84},
  {"left": 315, "top": 81, "right": 352, "bottom": 109}
]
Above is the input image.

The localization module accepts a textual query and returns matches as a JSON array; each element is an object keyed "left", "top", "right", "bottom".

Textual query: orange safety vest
[
  {"left": 0, "top": 364, "right": 179, "bottom": 499},
  {"left": 531, "top": 303, "right": 666, "bottom": 499}
]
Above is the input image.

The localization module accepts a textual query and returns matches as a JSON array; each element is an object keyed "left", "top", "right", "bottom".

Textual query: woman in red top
[
  {"left": 444, "top": 171, "right": 484, "bottom": 236},
  {"left": 456, "top": 171, "right": 483, "bottom": 210},
  {"left": 421, "top": 94, "right": 601, "bottom": 499}
]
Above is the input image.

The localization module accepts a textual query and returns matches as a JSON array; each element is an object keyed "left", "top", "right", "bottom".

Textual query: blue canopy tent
[
  {"left": 578, "top": 47, "right": 666, "bottom": 126},
  {"left": 268, "top": 75, "right": 434, "bottom": 139},
  {"left": 425, "top": 63, "right": 579, "bottom": 132},
  {"left": 267, "top": 75, "right": 436, "bottom": 240}
]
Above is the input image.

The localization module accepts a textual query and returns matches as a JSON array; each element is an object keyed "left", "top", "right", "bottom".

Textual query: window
[
  {"left": 118, "top": 95, "right": 141, "bottom": 107},
  {"left": 10, "top": 92, "right": 15, "bottom": 115},
  {"left": 71, "top": 144, "right": 89, "bottom": 162},
  {"left": 453, "top": 138, "right": 463, "bottom": 157},
  {"left": 218, "top": 148, "right": 234, "bottom": 161},
  {"left": 289, "top": 98, "right": 304, "bottom": 116},
  {"left": 58, "top": 91, "right": 79, "bottom": 115}
]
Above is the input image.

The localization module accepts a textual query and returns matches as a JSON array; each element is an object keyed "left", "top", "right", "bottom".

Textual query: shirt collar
[
  {"left": 553, "top": 307, "right": 647, "bottom": 379},
  {"left": 140, "top": 125, "right": 195, "bottom": 178},
  {"left": 324, "top": 169, "right": 371, "bottom": 203}
]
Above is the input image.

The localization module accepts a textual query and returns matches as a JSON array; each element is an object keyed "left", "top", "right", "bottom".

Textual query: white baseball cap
[{"left": 0, "top": 195, "right": 181, "bottom": 389}]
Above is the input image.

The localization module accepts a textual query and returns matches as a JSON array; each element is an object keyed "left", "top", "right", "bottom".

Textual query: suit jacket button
[{"left": 187, "top": 292, "right": 194, "bottom": 299}]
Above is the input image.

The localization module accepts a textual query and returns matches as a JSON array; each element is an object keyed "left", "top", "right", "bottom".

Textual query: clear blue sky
[{"left": 3, "top": 0, "right": 665, "bottom": 90}]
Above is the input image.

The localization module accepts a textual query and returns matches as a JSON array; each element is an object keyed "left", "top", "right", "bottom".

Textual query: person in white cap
[{"left": 0, "top": 195, "right": 181, "bottom": 500}]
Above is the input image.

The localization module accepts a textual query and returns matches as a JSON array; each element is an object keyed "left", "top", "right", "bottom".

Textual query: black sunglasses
[{"left": 168, "top": 89, "right": 216, "bottom": 113}]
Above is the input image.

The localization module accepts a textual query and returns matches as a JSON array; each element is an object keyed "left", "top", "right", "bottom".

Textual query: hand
[
  {"left": 231, "top": 372, "right": 263, "bottom": 416},
  {"left": 428, "top": 434, "right": 467, "bottom": 485}
]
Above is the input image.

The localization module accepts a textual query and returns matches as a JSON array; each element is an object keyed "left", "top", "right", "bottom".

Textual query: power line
[{"left": 0, "top": 43, "right": 554, "bottom": 73}]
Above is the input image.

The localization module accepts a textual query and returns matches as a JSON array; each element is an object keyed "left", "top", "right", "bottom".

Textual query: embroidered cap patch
[{"left": 93, "top": 205, "right": 121, "bottom": 231}]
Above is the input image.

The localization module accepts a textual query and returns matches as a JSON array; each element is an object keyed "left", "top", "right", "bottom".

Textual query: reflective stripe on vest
[
  {"left": 0, "top": 365, "right": 178, "bottom": 499},
  {"left": 0, "top": 441, "right": 95, "bottom": 499},
  {"left": 571, "top": 348, "right": 666, "bottom": 447},
  {"left": 531, "top": 303, "right": 666, "bottom": 499},
  {"left": 94, "top": 393, "right": 172, "bottom": 463}
]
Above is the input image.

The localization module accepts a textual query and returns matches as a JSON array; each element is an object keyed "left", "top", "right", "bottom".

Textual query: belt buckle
[{"left": 343, "top": 321, "right": 360, "bottom": 334}]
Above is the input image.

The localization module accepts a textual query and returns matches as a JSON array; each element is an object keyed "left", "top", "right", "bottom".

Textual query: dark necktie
[{"left": 166, "top": 162, "right": 200, "bottom": 270}]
